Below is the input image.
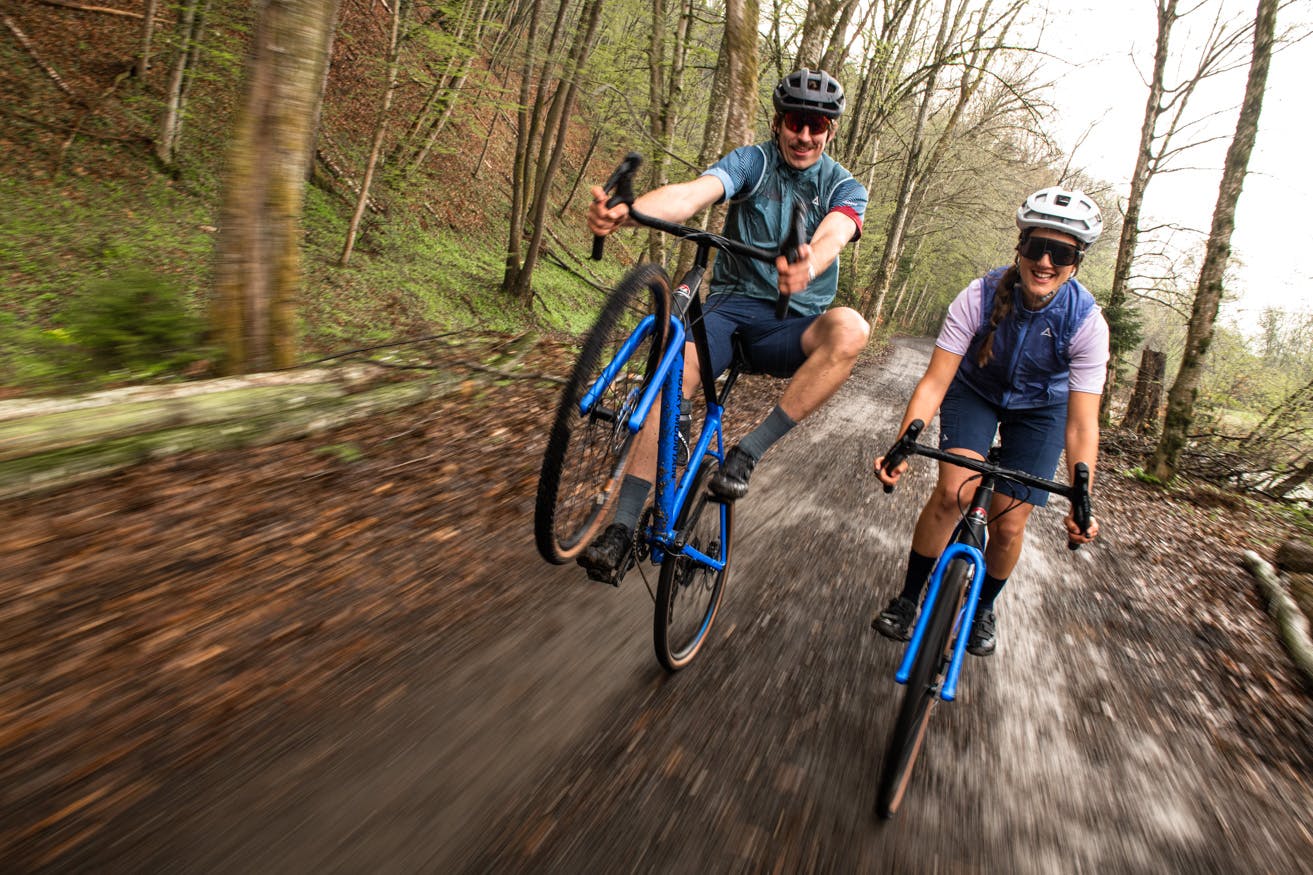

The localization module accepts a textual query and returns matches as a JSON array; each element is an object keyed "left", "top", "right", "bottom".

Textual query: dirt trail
[{"left": 5, "top": 337, "right": 1311, "bottom": 873}]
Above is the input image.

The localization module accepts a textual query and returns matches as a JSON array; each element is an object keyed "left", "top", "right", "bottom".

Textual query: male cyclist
[{"left": 581, "top": 68, "right": 869, "bottom": 581}]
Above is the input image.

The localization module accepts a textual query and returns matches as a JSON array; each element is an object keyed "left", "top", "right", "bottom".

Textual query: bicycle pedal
[{"left": 583, "top": 547, "right": 637, "bottom": 588}]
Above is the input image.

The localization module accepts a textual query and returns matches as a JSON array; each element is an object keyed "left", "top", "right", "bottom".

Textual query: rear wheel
[
  {"left": 876, "top": 558, "right": 970, "bottom": 818},
  {"left": 535, "top": 264, "right": 671, "bottom": 563},
  {"left": 654, "top": 459, "right": 732, "bottom": 671}
]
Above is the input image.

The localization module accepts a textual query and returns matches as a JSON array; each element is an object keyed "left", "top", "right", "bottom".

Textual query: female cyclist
[{"left": 871, "top": 186, "right": 1109, "bottom": 656}]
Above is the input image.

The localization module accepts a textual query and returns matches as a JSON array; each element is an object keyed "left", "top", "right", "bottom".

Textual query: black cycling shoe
[
  {"left": 577, "top": 523, "right": 634, "bottom": 586},
  {"left": 709, "top": 445, "right": 757, "bottom": 501},
  {"left": 967, "top": 608, "right": 997, "bottom": 656},
  {"left": 872, "top": 596, "right": 917, "bottom": 641}
]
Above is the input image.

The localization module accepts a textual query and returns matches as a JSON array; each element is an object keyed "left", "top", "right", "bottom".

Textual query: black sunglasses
[
  {"left": 1018, "top": 235, "right": 1082, "bottom": 267},
  {"left": 782, "top": 111, "right": 832, "bottom": 136}
]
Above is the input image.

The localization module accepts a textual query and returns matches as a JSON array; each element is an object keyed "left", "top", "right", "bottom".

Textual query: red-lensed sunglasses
[{"left": 782, "top": 111, "right": 832, "bottom": 136}]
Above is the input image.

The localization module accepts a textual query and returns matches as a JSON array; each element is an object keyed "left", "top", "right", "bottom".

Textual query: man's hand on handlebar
[
  {"left": 775, "top": 242, "right": 814, "bottom": 295},
  {"left": 588, "top": 185, "right": 630, "bottom": 237}
]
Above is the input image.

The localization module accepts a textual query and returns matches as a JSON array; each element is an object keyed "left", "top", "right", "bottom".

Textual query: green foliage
[
  {"left": 1128, "top": 466, "right": 1166, "bottom": 487},
  {"left": 315, "top": 442, "right": 365, "bottom": 463},
  {"left": 59, "top": 269, "right": 205, "bottom": 377},
  {"left": 0, "top": 172, "right": 216, "bottom": 390}
]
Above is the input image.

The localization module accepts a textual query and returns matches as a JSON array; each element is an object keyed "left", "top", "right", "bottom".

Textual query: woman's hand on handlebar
[
  {"left": 1065, "top": 512, "right": 1098, "bottom": 545},
  {"left": 588, "top": 185, "right": 630, "bottom": 237},
  {"left": 873, "top": 454, "right": 907, "bottom": 489},
  {"left": 775, "top": 242, "right": 814, "bottom": 295}
]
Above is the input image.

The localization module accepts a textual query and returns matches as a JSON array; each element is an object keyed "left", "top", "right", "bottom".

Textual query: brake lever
[
  {"left": 879, "top": 419, "right": 924, "bottom": 494},
  {"left": 775, "top": 196, "right": 809, "bottom": 319},
  {"left": 591, "top": 152, "right": 643, "bottom": 261}
]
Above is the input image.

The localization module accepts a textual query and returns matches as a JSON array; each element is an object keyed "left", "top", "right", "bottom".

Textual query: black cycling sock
[
  {"left": 898, "top": 549, "right": 938, "bottom": 603},
  {"left": 613, "top": 475, "right": 651, "bottom": 532},
  {"left": 978, "top": 574, "right": 1008, "bottom": 610},
  {"left": 738, "top": 405, "right": 797, "bottom": 461}
]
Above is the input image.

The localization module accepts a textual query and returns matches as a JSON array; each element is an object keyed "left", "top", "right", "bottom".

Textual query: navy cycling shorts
[
  {"left": 936, "top": 377, "right": 1067, "bottom": 507},
  {"left": 698, "top": 294, "right": 820, "bottom": 379}
]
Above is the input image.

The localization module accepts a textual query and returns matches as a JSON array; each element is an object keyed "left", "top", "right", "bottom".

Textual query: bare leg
[
  {"left": 776, "top": 306, "right": 869, "bottom": 421},
  {"left": 625, "top": 340, "right": 704, "bottom": 483},
  {"left": 983, "top": 495, "right": 1034, "bottom": 579},
  {"left": 909, "top": 453, "right": 983, "bottom": 557}
]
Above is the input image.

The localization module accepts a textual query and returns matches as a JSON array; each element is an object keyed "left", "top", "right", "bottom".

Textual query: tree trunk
[
  {"left": 135, "top": 0, "right": 159, "bottom": 78},
  {"left": 646, "top": 0, "right": 667, "bottom": 264},
  {"left": 509, "top": 0, "right": 607, "bottom": 301},
  {"left": 500, "top": 0, "right": 546, "bottom": 293},
  {"left": 859, "top": 0, "right": 967, "bottom": 322},
  {"left": 1099, "top": 0, "right": 1176, "bottom": 425},
  {"left": 1148, "top": 0, "right": 1277, "bottom": 482},
  {"left": 155, "top": 0, "right": 207, "bottom": 166},
  {"left": 721, "top": 0, "right": 758, "bottom": 154},
  {"left": 1120, "top": 348, "right": 1167, "bottom": 434},
  {"left": 795, "top": 0, "right": 840, "bottom": 68},
  {"left": 673, "top": 24, "right": 731, "bottom": 277},
  {"left": 211, "top": 0, "right": 339, "bottom": 375},
  {"left": 340, "top": 0, "right": 406, "bottom": 267}
]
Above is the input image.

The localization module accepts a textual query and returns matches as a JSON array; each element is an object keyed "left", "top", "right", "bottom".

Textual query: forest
[{"left": 0, "top": 0, "right": 1309, "bottom": 497}]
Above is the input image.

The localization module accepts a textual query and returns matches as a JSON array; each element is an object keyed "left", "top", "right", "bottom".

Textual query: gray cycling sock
[
  {"left": 613, "top": 475, "right": 651, "bottom": 531},
  {"left": 738, "top": 404, "right": 797, "bottom": 461}
]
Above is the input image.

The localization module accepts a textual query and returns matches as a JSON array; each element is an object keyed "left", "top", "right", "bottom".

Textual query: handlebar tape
[
  {"left": 591, "top": 152, "right": 644, "bottom": 261},
  {"left": 775, "top": 197, "right": 809, "bottom": 319}
]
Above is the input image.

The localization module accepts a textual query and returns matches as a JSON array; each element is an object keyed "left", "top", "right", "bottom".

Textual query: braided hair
[{"left": 976, "top": 262, "right": 1021, "bottom": 367}]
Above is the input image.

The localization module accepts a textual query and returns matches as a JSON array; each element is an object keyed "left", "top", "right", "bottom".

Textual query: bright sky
[{"left": 1034, "top": 0, "right": 1313, "bottom": 333}]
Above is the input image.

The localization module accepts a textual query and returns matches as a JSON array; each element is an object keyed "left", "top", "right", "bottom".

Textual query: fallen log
[
  {"left": 0, "top": 370, "right": 462, "bottom": 501},
  {"left": 1241, "top": 550, "right": 1313, "bottom": 688}
]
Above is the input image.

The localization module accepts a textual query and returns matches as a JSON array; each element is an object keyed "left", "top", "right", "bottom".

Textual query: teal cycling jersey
[{"left": 702, "top": 142, "right": 867, "bottom": 317}]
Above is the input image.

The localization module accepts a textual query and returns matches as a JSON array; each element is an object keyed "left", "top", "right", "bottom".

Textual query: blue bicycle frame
[{"left": 575, "top": 278, "right": 730, "bottom": 571}]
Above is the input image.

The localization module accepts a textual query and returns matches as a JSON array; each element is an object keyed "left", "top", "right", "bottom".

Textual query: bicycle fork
[{"left": 895, "top": 541, "right": 987, "bottom": 702}]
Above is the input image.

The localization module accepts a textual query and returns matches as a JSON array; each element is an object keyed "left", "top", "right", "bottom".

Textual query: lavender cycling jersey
[
  {"left": 937, "top": 269, "right": 1110, "bottom": 407},
  {"left": 701, "top": 143, "right": 866, "bottom": 317}
]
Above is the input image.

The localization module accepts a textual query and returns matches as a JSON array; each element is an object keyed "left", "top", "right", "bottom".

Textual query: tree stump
[
  {"left": 1121, "top": 348, "right": 1166, "bottom": 434},
  {"left": 1275, "top": 537, "right": 1313, "bottom": 573}
]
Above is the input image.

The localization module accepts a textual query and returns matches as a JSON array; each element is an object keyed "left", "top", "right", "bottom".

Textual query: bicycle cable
[{"left": 953, "top": 473, "right": 1034, "bottom": 546}]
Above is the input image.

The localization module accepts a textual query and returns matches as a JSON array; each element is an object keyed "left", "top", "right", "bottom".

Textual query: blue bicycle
[
  {"left": 534, "top": 153, "right": 807, "bottom": 671},
  {"left": 874, "top": 419, "right": 1092, "bottom": 817}
]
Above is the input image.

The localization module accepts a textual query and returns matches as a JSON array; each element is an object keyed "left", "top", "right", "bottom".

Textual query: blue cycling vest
[
  {"left": 957, "top": 267, "right": 1097, "bottom": 410},
  {"left": 710, "top": 144, "right": 858, "bottom": 316}
]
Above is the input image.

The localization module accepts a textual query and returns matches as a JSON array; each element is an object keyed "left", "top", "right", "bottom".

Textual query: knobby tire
[
  {"left": 876, "top": 558, "right": 970, "bottom": 818},
  {"left": 534, "top": 264, "right": 671, "bottom": 564},
  {"left": 653, "top": 459, "right": 732, "bottom": 671}
]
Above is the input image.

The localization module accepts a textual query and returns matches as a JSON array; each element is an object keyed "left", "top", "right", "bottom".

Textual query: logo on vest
[{"left": 1041, "top": 327, "right": 1053, "bottom": 338}]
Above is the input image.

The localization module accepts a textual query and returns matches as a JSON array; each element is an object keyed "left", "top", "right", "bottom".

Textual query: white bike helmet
[{"left": 1016, "top": 187, "right": 1103, "bottom": 246}]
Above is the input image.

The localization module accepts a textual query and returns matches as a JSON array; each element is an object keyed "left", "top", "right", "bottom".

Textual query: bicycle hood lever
[
  {"left": 880, "top": 419, "right": 924, "bottom": 494},
  {"left": 592, "top": 152, "right": 644, "bottom": 261},
  {"left": 775, "top": 196, "right": 809, "bottom": 319}
]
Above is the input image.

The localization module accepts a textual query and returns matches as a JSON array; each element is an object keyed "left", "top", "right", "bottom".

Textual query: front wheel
[
  {"left": 654, "top": 459, "right": 732, "bottom": 671},
  {"left": 535, "top": 264, "right": 671, "bottom": 564},
  {"left": 875, "top": 558, "right": 970, "bottom": 818}
]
